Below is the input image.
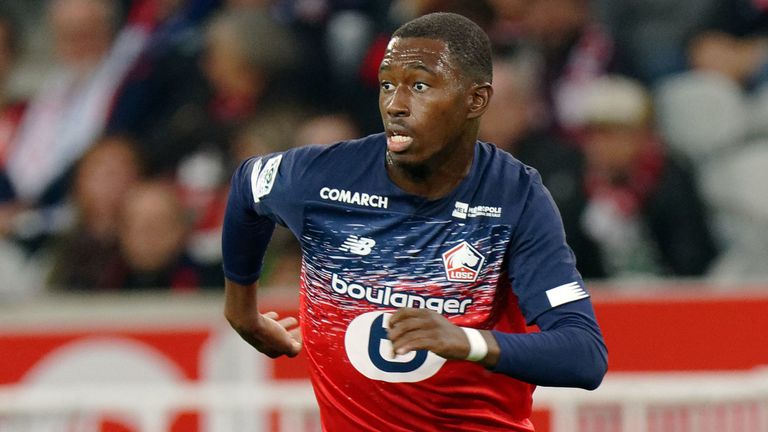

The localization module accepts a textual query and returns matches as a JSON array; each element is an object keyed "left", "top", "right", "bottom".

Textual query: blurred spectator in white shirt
[{"left": 1, "top": 0, "right": 146, "bottom": 249}]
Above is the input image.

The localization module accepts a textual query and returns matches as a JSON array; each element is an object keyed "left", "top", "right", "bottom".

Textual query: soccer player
[{"left": 222, "top": 12, "right": 608, "bottom": 431}]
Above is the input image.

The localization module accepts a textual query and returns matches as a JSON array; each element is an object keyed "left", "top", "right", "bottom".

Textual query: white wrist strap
[{"left": 461, "top": 327, "right": 488, "bottom": 362}]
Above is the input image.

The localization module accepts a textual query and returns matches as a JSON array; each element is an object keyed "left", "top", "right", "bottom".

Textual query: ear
[{"left": 466, "top": 83, "right": 493, "bottom": 120}]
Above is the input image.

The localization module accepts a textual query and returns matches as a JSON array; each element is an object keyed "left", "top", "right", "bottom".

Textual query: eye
[
  {"left": 413, "top": 82, "right": 430, "bottom": 92},
  {"left": 381, "top": 81, "right": 394, "bottom": 92}
]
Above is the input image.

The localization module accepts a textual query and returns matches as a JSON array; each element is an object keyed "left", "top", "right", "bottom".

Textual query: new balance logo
[{"left": 340, "top": 235, "right": 376, "bottom": 256}]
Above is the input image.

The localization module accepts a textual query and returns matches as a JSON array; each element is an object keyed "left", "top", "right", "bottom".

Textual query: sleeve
[
  {"left": 507, "top": 168, "right": 588, "bottom": 325},
  {"left": 494, "top": 168, "right": 607, "bottom": 389},
  {"left": 491, "top": 298, "right": 608, "bottom": 390},
  {"left": 221, "top": 152, "right": 295, "bottom": 284}
]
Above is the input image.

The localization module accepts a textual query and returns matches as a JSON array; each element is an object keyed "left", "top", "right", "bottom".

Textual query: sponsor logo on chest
[
  {"left": 320, "top": 187, "right": 388, "bottom": 209},
  {"left": 452, "top": 201, "right": 502, "bottom": 219}
]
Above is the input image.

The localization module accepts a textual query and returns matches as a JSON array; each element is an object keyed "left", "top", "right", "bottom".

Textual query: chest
[{"left": 298, "top": 202, "right": 513, "bottom": 326}]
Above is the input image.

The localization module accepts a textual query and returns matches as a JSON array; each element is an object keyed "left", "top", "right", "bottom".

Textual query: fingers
[
  {"left": 263, "top": 311, "right": 299, "bottom": 330},
  {"left": 387, "top": 308, "right": 469, "bottom": 360},
  {"left": 390, "top": 331, "right": 435, "bottom": 357},
  {"left": 387, "top": 308, "right": 438, "bottom": 356},
  {"left": 387, "top": 307, "right": 426, "bottom": 327},
  {"left": 258, "top": 311, "right": 303, "bottom": 358},
  {"left": 289, "top": 326, "right": 302, "bottom": 343},
  {"left": 387, "top": 314, "right": 430, "bottom": 342},
  {"left": 284, "top": 340, "right": 302, "bottom": 357},
  {"left": 286, "top": 326, "right": 303, "bottom": 357}
]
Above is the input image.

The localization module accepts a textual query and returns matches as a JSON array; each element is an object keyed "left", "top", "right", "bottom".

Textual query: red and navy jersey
[{"left": 224, "top": 133, "right": 590, "bottom": 431}]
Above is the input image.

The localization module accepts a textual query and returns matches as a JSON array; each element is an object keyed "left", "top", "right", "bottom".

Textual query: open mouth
[{"left": 386, "top": 134, "right": 413, "bottom": 153}]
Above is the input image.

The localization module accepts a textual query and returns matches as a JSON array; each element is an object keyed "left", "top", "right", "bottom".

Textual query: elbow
[
  {"left": 580, "top": 358, "right": 607, "bottom": 390},
  {"left": 223, "top": 309, "right": 238, "bottom": 329},
  {"left": 579, "top": 347, "right": 608, "bottom": 390}
]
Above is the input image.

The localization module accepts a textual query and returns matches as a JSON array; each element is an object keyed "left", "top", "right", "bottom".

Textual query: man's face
[{"left": 378, "top": 37, "right": 471, "bottom": 168}]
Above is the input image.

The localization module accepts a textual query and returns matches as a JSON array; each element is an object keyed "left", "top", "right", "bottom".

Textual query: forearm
[
  {"left": 488, "top": 300, "right": 608, "bottom": 390},
  {"left": 224, "top": 278, "right": 261, "bottom": 331},
  {"left": 224, "top": 277, "right": 301, "bottom": 357}
]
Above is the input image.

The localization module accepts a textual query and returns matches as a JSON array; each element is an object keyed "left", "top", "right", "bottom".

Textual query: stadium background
[{"left": 1, "top": 0, "right": 768, "bottom": 431}]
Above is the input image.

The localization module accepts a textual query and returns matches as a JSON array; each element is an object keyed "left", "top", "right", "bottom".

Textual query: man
[
  {"left": 222, "top": 12, "right": 607, "bottom": 431},
  {"left": 574, "top": 75, "right": 718, "bottom": 277}
]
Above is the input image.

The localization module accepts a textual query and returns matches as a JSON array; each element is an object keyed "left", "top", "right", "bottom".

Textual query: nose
[{"left": 385, "top": 87, "right": 410, "bottom": 118}]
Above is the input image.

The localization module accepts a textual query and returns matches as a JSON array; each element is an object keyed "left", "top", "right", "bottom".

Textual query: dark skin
[{"left": 224, "top": 36, "right": 500, "bottom": 368}]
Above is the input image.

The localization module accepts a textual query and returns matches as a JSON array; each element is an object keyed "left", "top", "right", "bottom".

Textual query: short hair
[{"left": 392, "top": 12, "right": 492, "bottom": 84}]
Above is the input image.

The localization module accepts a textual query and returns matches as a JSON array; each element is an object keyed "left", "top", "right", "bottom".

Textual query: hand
[
  {"left": 224, "top": 279, "right": 302, "bottom": 358},
  {"left": 231, "top": 310, "right": 302, "bottom": 358},
  {"left": 387, "top": 308, "right": 499, "bottom": 367}
]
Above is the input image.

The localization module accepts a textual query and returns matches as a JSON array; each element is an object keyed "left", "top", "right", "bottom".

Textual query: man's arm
[
  {"left": 489, "top": 298, "right": 607, "bottom": 390},
  {"left": 222, "top": 156, "right": 302, "bottom": 358},
  {"left": 224, "top": 278, "right": 302, "bottom": 358},
  {"left": 387, "top": 298, "right": 607, "bottom": 390},
  {"left": 387, "top": 308, "right": 501, "bottom": 367}
]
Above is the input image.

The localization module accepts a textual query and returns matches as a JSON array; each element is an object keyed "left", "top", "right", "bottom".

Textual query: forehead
[{"left": 380, "top": 37, "right": 456, "bottom": 74}]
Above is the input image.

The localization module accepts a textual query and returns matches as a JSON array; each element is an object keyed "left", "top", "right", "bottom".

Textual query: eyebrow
[{"left": 379, "top": 62, "right": 437, "bottom": 75}]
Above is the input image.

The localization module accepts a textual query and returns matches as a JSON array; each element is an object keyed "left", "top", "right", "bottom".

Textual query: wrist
[{"left": 461, "top": 327, "right": 488, "bottom": 362}]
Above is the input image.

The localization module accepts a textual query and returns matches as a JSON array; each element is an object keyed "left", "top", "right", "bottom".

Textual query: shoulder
[
  {"left": 477, "top": 141, "right": 545, "bottom": 194},
  {"left": 233, "top": 133, "right": 384, "bottom": 196},
  {"left": 475, "top": 141, "right": 562, "bottom": 226},
  {"left": 280, "top": 133, "right": 384, "bottom": 171}
]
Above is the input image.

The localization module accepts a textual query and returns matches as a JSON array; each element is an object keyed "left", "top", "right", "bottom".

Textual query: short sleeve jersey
[{"left": 225, "top": 133, "right": 588, "bottom": 432}]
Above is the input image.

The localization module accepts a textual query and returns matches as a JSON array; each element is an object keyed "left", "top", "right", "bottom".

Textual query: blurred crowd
[{"left": 0, "top": 0, "right": 767, "bottom": 299}]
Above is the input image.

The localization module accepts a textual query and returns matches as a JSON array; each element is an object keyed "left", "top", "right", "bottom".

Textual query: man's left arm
[
  {"left": 389, "top": 168, "right": 608, "bottom": 389},
  {"left": 387, "top": 299, "right": 607, "bottom": 390}
]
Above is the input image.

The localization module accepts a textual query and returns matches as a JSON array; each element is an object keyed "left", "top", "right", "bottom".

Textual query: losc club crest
[{"left": 441, "top": 241, "right": 485, "bottom": 282}]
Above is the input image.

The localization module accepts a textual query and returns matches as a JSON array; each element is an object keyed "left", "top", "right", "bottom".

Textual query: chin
[{"left": 388, "top": 153, "right": 430, "bottom": 178}]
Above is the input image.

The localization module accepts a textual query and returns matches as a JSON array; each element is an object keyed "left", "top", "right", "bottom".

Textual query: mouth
[{"left": 386, "top": 131, "right": 414, "bottom": 153}]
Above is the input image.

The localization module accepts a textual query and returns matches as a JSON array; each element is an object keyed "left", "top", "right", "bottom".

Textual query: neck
[{"left": 386, "top": 131, "right": 477, "bottom": 200}]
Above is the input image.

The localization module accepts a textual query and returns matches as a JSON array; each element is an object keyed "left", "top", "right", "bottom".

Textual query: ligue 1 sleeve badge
[{"left": 441, "top": 241, "right": 485, "bottom": 282}]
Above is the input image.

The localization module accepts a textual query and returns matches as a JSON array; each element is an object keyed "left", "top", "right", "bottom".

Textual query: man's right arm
[
  {"left": 222, "top": 157, "right": 301, "bottom": 358},
  {"left": 224, "top": 278, "right": 302, "bottom": 358}
]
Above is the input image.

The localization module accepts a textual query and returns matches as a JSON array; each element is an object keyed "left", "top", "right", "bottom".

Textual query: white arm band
[{"left": 461, "top": 327, "right": 488, "bottom": 362}]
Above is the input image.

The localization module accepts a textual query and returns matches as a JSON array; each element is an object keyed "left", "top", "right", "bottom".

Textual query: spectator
[
  {"left": 0, "top": 7, "right": 46, "bottom": 301},
  {"left": 689, "top": 31, "right": 768, "bottom": 90},
  {"left": 517, "top": 0, "right": 614, "bottom": 136},
  {"left": 107, "top": 0, "right": 220, "bottom": 175},
  {"left": 594, "top": 0, "right": 721, "bottom": 83},
  {"left": 701, "top": 141, "right": 768, "bottom": 281},
  {"left": 574, "top": 75, "right": 718, "bottom": 278},
  {"left": 118, "top": 180, "right": 219, "bottom": 290},
  {"left": 0, "top": 7, "right": 22, "bottom": 170},
  {"left": 47, "top": 135, "right": 143, "bottom": 290},
  {"left": 112, "top": 6, "right": 299, "bottom": 176},
  {"left": 293, "top": 112, "right": 360, "bottom": 147},
  {"left": 479, "top": 48, "right": 604, "bottom": 278},
  {"left": 229, "top": 107, "right": 304, "bottom": 163},
  {"left": 0, "top": 7, "right": 25, "bottom": 229},
  {"left": 2, "top": 0, "right": 146, "bottom": 247}
]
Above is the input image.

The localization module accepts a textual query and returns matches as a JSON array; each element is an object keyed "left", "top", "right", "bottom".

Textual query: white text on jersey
[
  {"left": 452, "top": 201, "right": 502, "bottom": 219},
  {"left": 320, "top": 187, "right": 388, "bottom": 209},
  {"left": 331, "top": 273, "right": 473, "bottom": 315}
]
